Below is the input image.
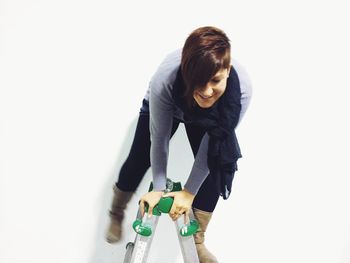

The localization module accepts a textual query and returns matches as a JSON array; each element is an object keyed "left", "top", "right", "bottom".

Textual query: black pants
[{"left": 116, "top": 102, "right": 220, "bottom": 212}]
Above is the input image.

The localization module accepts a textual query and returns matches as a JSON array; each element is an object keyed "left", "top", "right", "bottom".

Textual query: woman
[{"left": 106, "top": 26, "right": 252, "bottom": 262}]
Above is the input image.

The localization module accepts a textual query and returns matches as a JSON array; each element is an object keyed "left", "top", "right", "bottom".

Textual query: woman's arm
[
  {"left": 148, "top": 50, "right": 181, "bottom": 191},
  {"left": 184, "top": 133, "right": 210, "bottom": 195},
  {"left": 149, "top": 85, "right": 174, "bottom": 191},
  {"left": 139, "top": 50, "right": 181, "bottom": 217},
  {"left": 139, "top": 79, "right": 176, "bottom": 217}
]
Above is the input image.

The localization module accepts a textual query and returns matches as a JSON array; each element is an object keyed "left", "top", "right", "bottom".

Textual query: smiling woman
[
  {"left": 181, "top": 28, "right": 232, "bottom": 109},
  {"left": 106, "top": 26, "right": 252, "bottom": 263},
  {"left": 193, "top": 68, "right": 231, "bottom": 108}
]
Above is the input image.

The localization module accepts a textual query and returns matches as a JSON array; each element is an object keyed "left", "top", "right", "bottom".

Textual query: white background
[{"left": 1, "top": 0, "right": 350, "bottom": 262}]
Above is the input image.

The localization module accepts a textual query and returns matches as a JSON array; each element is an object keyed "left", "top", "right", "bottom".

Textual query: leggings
[{"left": 116, "top": 105, "right": 220, "bottom": 212}]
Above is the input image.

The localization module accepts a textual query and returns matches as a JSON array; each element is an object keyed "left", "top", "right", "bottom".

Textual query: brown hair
[{"left": 181, "top": 26, "right": 231, "bottom": 108}]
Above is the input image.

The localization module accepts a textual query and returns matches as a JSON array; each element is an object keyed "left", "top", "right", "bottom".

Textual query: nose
[{"left": 199, "top": 84, "right": 214, "bottom": 97}]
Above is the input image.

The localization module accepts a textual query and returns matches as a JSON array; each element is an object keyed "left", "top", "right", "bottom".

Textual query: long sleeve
[
  {"left": 147, "top": 50, "right": 181, "bottom": 191},
  {"left": 149, "top": 82, "right": 175, "bottom": 191},
  {"left": 184, "top": 133, "right": 210, "bottom": 194}
]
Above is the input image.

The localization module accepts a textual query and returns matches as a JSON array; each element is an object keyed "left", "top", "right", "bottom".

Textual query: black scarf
[{"left": 172, "top": 66, "right": 242, "bottom": 200}]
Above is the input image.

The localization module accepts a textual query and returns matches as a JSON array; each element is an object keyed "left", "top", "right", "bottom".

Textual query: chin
[
  {"left": 197, "top": 102, "right": 214, "bottom": 108},
  {"left": 195, "top": 99, "right": 215, "bottom": 108}
]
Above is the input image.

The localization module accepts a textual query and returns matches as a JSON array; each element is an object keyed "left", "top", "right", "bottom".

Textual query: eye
[{"left": 211, "top": 79, "right": 220, "bottom": 84}]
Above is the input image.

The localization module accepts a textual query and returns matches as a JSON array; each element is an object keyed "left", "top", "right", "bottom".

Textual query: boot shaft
[
  {"left": 106, "top": 185, "right": 134, "bottom": 243},
  {"left": 193, "top": 208, "right": 219, "bottom": 262},
  {"left": 110, "top": 185, "right": 134, "bottom": 216},
  {"left": 193, "top": 208, "right": 213, "bottom": 244}
]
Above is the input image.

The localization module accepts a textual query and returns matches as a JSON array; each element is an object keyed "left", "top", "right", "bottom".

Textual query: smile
[{"left": 198, "top": 93, "right": 214, "bottom": 99}]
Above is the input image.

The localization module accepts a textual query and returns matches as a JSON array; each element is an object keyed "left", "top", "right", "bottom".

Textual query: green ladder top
[{"left": 132, "top": 179, "right": 199, "bottom": 237}]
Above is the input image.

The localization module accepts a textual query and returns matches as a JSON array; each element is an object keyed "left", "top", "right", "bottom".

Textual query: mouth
[{"left": 198, "top": 93, "right": 214, "bottom": 100}]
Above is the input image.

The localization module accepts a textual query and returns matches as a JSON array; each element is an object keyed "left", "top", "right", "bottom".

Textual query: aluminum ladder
[{"left": 123, "top": 179, "right": 200, "bottom": 263}]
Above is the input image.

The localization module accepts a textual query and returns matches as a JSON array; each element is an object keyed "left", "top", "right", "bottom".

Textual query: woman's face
[{"left": 193, "top": 67, "right": 231, "bottom": 108}]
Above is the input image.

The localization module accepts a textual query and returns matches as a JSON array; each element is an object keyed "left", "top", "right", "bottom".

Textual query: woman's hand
[
  {"left": 139, "top": 191, "right": 164, "bottom": 218},
  {"left": 163, "top": 189, "right": 195, "bottom": 224}
]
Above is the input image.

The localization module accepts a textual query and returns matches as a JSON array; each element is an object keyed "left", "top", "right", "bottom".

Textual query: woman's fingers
[
  {"left": 139, "top": 199, "right": 154, "bottom": 218},
  {"left": 169, "top": 205, "right": 177, "bottom": 216},
  {"left": 138, "top": 191, "right": 164, "bottom": 218},
  {"left": 171, "top": 211, "right": 189, "bottom": 222},
  {"left": 177, "top": 208, "right": 186, "bottom": 215},
  {"left": 169, "top": 203, "right": 178, "bottom": 220},
  {"left": 170, "top": 207, "right": 188, "bottom": 221},
  {"left": 170, "top": 206, "right": 183, "bottom": 217},
  {"left": 148, "top": 204, "right": 154, "bottom": 218},
  {"left": 165, "top": 190, "right": 195, "bottom": 222},
  {"left": 184, "top": 210, "right": 190, "bottom": 225},
  {"left": 170, "top": 213, "right": 180, "bottom": 221},
  {"left": 139, "top": 200, "right": 145, "bottom": 217}
]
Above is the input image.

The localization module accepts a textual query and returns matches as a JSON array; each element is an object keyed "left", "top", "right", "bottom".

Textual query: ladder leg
[
  {"left": 123, "top": 242, "right": 134, "bottom": 263},
  {"left": 174, "top": 211, "right": 200, "bottom": 263},
  {"left": 128, "top": 212, "right": 160, "bottom": 263}
]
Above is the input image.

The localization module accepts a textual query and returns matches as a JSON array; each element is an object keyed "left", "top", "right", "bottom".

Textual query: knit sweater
[{"left": 144, "top": 49, "right": 252, "bottom": 195}]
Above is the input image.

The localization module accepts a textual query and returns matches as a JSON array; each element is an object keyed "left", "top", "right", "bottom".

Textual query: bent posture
[{"left": 106, "top": 26, "right": 252, "bottom": 263}]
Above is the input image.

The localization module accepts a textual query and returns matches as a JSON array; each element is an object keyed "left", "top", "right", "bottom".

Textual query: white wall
[{"left": 1, "top": 1, "right": 350, "bottom": 262}]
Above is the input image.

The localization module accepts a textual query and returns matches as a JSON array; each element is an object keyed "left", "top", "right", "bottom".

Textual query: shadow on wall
[{"left": 89, "top": 116, "right": 192, "bottom": 263}]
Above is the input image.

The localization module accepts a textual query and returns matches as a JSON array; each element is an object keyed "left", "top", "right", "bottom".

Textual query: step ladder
[{"left": 123, "top": 179, "right": 200, "bottom": 263}]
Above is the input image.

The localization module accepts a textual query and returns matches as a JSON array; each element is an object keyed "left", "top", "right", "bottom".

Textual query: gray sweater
[{"left": 144, "top": 49, "right": 252, "bottom": 195}]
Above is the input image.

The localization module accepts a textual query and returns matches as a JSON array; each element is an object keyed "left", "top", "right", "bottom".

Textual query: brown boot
[
  {"left": 105, "top": 185, "right": 133, "bottom": 243},
  {"left": 193, "top": 208, "right": 219, "bottom": 263}
]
